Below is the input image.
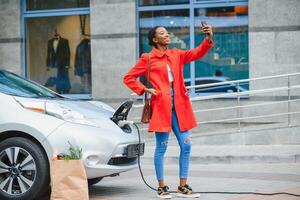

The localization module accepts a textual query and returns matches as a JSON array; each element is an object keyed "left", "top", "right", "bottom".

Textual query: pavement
[
  {"left": 40, "top": 162, "right": 300, "bottom": 200},
  {"left": 87, "top": 162, "right": 300, "bottom": 200},
  {"left": 39, "top": 137, "right": 300, "bottom": 200},
  {"left": 39, "top": 147, "right": 300, "bottom": 200}
]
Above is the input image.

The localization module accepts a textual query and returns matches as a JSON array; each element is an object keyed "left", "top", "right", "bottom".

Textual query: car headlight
[
  {"left": 45, "top": 102, "right": 98, "bottom": 127},
  {"left": 16, "top": 100, "right": 98, "bottom": 127}
]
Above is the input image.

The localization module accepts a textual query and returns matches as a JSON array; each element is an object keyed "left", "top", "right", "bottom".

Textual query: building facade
[{"left": 0, "top": 0, "right": 299, "bottom": 100}]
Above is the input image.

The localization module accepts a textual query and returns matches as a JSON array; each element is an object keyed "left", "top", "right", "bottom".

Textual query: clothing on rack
[
  {"left": 46, "top": 36, "right": 71, "bottom": 93},
  {"left": 74, "top": 38, "right": 91, "bottom": 77},
  {"left": 46, "top": 37, "right": 70, "bottom": 69}
]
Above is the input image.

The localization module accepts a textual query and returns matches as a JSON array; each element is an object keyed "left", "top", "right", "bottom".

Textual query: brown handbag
[{"left": 141, "top": 54, "right": 152, "bottom": 123}]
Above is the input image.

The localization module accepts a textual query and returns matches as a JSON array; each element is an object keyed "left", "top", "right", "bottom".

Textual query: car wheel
[
  {"left": 0, "top": 137, "right": 50, "bottom": 200},
  {"left": 88, "top": 177, "right": 103, "bottom": 186}
]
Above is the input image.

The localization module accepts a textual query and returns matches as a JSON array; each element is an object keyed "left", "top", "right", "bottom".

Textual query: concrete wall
[
  {"left": 249, "top": 0, "right": 300, "bottom": 91},
  {"left": 0, "top": 0, "right": 22, "bottom": 75},
  {"left": 90, "top": 0, "right": 137, "bottom": 100}
]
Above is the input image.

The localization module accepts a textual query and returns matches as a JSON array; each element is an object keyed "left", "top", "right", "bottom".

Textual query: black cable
[
  {"left": 133, "top": 123, "right": 300, "bottom": 198},
  {"left": 134, "top": 123, "right": 157, "bottom": 191}
]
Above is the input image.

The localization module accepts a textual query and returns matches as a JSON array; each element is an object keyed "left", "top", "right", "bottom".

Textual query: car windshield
[{"left": 0, "top": 70, "right": 62, "bottom": 98}]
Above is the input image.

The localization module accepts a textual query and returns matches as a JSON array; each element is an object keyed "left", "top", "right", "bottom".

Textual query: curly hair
[{"left": 147, "top": 26, "right": 165, "bottom": 47}]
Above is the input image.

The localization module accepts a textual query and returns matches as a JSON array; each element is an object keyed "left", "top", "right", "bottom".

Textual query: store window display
[{"left": 26, "top": 15, "right": 91, "bottom": 94}]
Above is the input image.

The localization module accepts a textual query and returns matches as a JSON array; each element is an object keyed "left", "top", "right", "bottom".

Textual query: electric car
[{"left": 0, "top": 69, "right": 143, "bottom": 200}]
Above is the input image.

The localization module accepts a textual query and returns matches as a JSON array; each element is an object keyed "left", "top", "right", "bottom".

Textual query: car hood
[
  {"left": 14, "top": 96, "right": 115, "bottom": 120},
  {"left": 56, "top": 100, "right": 115, "bottom": 119}
]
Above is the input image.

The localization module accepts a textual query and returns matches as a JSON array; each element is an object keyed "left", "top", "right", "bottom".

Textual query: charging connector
[{"left": 117, "top": 120, "right": 133, "bottom": 134}]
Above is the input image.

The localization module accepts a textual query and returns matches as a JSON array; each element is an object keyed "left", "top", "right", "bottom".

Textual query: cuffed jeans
[{"left": 154, "top": 88, "right": 191, "bottom": 181}]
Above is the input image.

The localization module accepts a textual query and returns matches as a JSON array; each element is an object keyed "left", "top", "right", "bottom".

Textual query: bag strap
[{"left": 144, "top": 53, "right": 151, "bottom": 101}]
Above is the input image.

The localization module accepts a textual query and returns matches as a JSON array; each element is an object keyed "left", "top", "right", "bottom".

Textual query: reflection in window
[
  {"left": 139, "top": 0, "right": 189, "bottom": 6},
  {"left": 139, "top": 10, "right": 191, "bottom": 79},
  {"left": 26, "top": 0, "right": 89, "bottom": 11},
  {"left": 26, "top": 15, "right": 91, "bottom": 94},
  {"left": 194, "top": 5, "right": 249, "bottom": 89},
  {"left": 0, "top": 70, "right": 60, "bottom": 98},
  {"left": 194, "top": 77, "right": 249, "bottom": 93}
]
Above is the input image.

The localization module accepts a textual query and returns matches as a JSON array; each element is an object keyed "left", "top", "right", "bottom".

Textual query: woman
[{"left": 123, "top": 24, "right": 214, "bottom": 199}]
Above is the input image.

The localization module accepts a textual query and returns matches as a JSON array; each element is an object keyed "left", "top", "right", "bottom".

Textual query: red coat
[{"left": 124, "top": 38, "right": 214, "bottom": 132}]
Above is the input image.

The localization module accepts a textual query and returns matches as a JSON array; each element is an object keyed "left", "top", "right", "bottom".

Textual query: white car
[{"left": 0, "top": 69, "right": 144, "bottom": 200}]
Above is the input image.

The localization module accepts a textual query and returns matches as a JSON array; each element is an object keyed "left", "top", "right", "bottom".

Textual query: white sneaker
[
  {"left": 157, "top": 186, "right": 172, "bottom": 199},
  {"left": 176, "top": 184, "right": 200, "bottom": 198}
]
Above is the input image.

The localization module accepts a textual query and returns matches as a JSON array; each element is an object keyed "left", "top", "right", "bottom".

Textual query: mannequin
[
  {"left": 46, "top": 30, "right": 71, "bottom": 94},
  {"left": 74, "top": 34, "right": 91, "bottom": 93}
]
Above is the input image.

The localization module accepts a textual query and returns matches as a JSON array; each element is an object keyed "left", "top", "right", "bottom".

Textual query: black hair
[{"left": 148, "top": 26, "right": 165, "bottom": 47}]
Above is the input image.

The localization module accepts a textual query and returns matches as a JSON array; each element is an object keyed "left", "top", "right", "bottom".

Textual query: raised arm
[
  {"left": 180, "top": 23, "right": 214, "bottom": 65},
  {"left": 123, "top": 53, "right": 148, "bottom": 96},
  {"left": 179, "top": 37, "right": 214, "bottom": 65}
]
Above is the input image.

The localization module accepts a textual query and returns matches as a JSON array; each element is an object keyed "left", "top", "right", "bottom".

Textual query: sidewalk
[
  {"left": 89, "top": 163, "right": 300, "bottom": 200},
  {"left": 230, "top": 186, "right": 300, "bottom": 200}
]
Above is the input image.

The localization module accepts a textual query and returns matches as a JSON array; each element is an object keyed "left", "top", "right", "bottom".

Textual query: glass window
[
  {"left": 194, "top": 5, "right": 249, "bottom": 90},
  {"left": 139, "top": 0, "right": 189, "bottom": 6},
  {"left": 139, "top": 9, "right": 191, "bottom": 79},
  {"left": 26, "top": 0, "right": 89, "bottom": 11},
  {"left": 26, "top": 15, "right": 92, "bottom": 94}
]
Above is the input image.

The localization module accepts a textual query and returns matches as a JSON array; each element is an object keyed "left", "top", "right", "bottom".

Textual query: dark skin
[
  {"left": 144, "top": 24, "right": 213, "bottom": 97},
  {"left": 143, "top": 25, "right": 213, "bottom": 188}
]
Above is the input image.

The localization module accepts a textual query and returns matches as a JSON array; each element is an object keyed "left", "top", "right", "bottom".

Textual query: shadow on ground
[
  {"left": 89, "top": 185, "right": 133, "bottom": 197},
  {"left": 38, "top": 185, "right": 133, "bottom": 200}
]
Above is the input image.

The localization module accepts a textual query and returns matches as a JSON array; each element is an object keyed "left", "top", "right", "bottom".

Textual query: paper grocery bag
[{"left": 50, "top": 159, "right": 89, "bottom": 200}]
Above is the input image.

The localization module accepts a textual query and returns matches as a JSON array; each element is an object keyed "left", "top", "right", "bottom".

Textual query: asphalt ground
[
  {"left": 39, "top": 163, "right": 300, "bottom": 199},
  {"left": 86, "top": 163, "right": 300, "bottom": 200}
]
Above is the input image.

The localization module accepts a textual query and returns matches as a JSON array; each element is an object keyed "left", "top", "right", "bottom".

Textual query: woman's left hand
[{"left": 202, "top": 25, "right": 213, "bottom": 40}]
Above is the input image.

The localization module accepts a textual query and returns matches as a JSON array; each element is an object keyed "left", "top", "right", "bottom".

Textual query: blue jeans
[{"left": 154, "top": 89, "right": 191, "bottom": 181}]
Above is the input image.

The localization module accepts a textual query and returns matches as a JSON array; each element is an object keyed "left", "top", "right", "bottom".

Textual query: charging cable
[{"left": 133, "top": 123, "right": 300, "bottom": 197}]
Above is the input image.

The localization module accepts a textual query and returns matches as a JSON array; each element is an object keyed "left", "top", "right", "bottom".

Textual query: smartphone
[
  {"left": 201, "top": 21, "right": 209, "bottom": 35},
  {"left": 201, "top": 21, "right": 208, "bottom": 27}
]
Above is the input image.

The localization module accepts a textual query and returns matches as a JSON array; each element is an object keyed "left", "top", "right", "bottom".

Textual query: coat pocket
[{"left": 150, "top": 90, "right": 162, "bottom": 108}]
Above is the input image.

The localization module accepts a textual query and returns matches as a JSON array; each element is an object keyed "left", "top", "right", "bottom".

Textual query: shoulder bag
[{"left": 140, "top": 54, "right": 152, "bottom": 124}]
